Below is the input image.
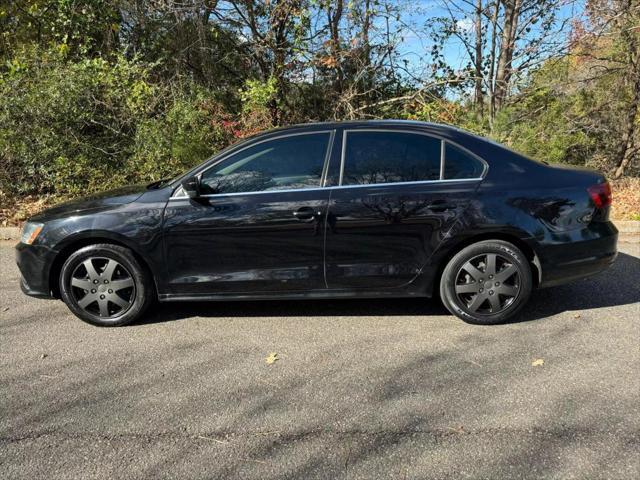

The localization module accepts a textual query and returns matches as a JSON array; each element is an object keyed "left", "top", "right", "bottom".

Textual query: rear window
[
  {"left": 443, "top": 143, "right": 485, "bottom": 179},
  {"left": 342, "top": 131, "right": 442, "bottom": 185}
]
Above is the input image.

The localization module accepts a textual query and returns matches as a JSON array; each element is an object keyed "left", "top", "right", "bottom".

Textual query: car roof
[
  {"left": 265, "top": 119, "right": 454, "bottom": 133},
  {"left": 251, "top": 119, "right": 482, "bottom": 144}
]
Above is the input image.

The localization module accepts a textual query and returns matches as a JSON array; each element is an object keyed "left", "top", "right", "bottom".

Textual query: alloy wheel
[
  {"left": 69, "top": 257, "right": 136, "bottom": 318},
  {"left": 454, "top": 253, "right": 521, "bottom": 315}
]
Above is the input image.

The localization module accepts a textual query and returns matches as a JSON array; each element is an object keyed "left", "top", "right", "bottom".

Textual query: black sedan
[{"left": 16, "top": 120, "right": 617, "bottom": 326}]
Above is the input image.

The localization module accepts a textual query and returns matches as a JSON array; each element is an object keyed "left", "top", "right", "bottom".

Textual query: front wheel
[
  {"left": 440, "top": 240, "right": 532, "bottom": 325},
  {"left": 59, "top": 244, "right": 154, "bottom": 327}
]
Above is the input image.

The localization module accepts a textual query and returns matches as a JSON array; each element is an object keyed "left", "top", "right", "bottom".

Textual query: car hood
[{"left": 30, "top": 185, "right": 147, "bottom": 222}]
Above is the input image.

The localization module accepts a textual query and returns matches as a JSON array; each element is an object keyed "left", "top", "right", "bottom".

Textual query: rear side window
[
  {"left": 444, "top": 143, "right": 484, "bottom": 179},
  {"left": 342, "top": 131, "right": 441, "bottom": 185}
]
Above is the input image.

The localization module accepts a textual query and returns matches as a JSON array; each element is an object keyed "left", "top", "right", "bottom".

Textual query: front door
[
  {"left": 163, "top": 131, "right": 334, "bottom": 296},
  {"left": 324, "top": 129, "right": 484, "bottom": 290}
]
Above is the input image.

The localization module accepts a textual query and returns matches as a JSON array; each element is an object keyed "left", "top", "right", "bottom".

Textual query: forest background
[{"left": 1, "top": 0, "right": 638, "bottom": 223}]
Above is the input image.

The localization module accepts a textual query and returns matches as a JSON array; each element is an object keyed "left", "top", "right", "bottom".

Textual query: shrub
[{"left": 0, "top": 48, "right": 234, "bottom": 201}]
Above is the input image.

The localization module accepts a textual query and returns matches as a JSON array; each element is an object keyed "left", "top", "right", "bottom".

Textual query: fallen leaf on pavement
[
  {"left": 265, "top": 352, "right": 279, "bottom": 365},
  {"left": 531, "top": 358, "right": 544, "bottom": 367},
  {"left": 574, "top": 313, "right": 581, "bottom": 319}
]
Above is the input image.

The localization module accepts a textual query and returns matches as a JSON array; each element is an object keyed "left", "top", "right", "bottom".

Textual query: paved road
[{"left": 1, "top": 242, "right": 639, "bottom": 479}]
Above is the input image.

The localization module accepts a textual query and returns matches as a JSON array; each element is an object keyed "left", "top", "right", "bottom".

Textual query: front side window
[
  {"left": 200, "top": 132, "right": 331, "bottom": 195},
  {"left": 443, "top": 143, "right": 485, "bottom": 179},
  {"left": 342, "top": 131, "right": 442, "bottom": 186}
]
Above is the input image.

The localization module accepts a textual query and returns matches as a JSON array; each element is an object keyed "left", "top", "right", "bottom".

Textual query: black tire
[
  {"left": 439, "top": 240, "right": 532, "bottom": 325},
  {"left": 59, "top": 243, "right": 154, "bottom": 327}
]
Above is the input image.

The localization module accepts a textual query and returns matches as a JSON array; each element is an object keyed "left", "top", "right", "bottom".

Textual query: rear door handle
[
  {"left": 427, "top": 200, "right": 456, "bottom": 212},
  {"left": 293, "top": 206, "right": 321, "bottom": 222}
]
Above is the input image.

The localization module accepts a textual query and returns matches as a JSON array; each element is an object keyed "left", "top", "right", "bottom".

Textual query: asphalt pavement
[{"left": 1, "top": 241, "right": 639, "bottom": 479}]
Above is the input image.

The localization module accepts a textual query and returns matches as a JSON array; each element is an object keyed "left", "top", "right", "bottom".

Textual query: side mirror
[{"left": 181, "top": 176, "right": 201, "bottom": 198}]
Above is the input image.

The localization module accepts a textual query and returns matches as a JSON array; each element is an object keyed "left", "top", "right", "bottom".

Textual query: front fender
[{"left": 39, "top": 199, "right": 167, "bottom": 296}]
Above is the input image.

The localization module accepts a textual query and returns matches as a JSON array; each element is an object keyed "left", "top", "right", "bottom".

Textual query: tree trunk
[
  {"left": 494, "top": 0, "right": 521, "bottom": 111},
  {"left": 614, "top": 83, "right": 638, "bottom": 178},
  {"left": 488, "top": 0, "right": 500, "bottom": 122},
  {"left": 268, "top": 1, "right": 300, "bottom": 125},
  {"left": 474, "top": 0, "right": 484, "bottom": 118},
  {"left": 360, "top": 0, "right": 373, "bottom": 110},
  {"left": 327, "top": 0, "right": 344, "bottom": 94},
  {"left": 614, "top": 0, "right": 639, "bottom": 178}
]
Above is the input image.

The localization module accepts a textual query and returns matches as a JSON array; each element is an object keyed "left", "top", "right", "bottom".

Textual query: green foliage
[
  {"left": 490, "top": 67, "right": 596, "bottom": 166},
  {"left": 0, "top": 0, "right": 636, "bottom": 214},
  {"left": 0, "top": 48, "right": 232, "bottom": 199},
  {"left": 1, "top": 1, "right": 121, "bottom": 59},
  {"left": 130, "top": 88, "right": 233, "bottom": 183},
  {"left": 239, "top": 77, "right": 277, "bottom": 113},
  {"left": 488, "top": 53, "right": 637, "bottom": 175}
]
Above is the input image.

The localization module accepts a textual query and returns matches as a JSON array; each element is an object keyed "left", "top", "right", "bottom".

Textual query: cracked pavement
[{"left": 1, "top": 241, "right": 639, "bottom": 479}]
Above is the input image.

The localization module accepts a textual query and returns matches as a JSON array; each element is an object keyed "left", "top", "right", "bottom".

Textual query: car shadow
[
  {"left": 518, "top": 251, "right": 640, "bottom": 322},
  {"left": 134, "top": 251, "right": 639, "bottom": 326}
]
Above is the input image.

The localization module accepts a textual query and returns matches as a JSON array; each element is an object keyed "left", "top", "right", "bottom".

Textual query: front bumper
[
  {"left": 538, "top": 222, "right": 618, "bottom": 288},
  {"left": 15, "top": 242, "right": 56, "bottom": 299},
  {"left": 20, "top": 276, "right": 53, "bottom": 299}
]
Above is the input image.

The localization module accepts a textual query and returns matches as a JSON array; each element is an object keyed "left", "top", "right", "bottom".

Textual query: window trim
[
  {"left": 338, "top": 129, "right": 488, "bottom": 187},
  {"left": 171, "top": 130, "right": 335, "bottom": 199},
  {"left": 442, "top": 139, "right": 488, "bottom": 181},
  {"left": 169, "top": 128, "right": 489, "bottom": 200},
  {"left": 439, "top": 139, "right": 446, "bottom": 180}
]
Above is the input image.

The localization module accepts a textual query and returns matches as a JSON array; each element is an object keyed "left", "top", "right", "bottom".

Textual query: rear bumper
[
  {"left": 537, "top": 222, "right": 618, "bottom": 288},
  {"left": 15, "top": 242, "right": 56, "bottom": 299}
]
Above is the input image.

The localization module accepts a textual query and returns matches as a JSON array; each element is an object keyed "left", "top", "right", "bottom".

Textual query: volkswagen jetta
[{"left": 16, "top": 121, "right": 617, "bottom": 326}]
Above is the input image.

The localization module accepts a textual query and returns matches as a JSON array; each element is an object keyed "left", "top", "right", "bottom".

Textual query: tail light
[{"left": 587, "top": 181, "right": 612, "bottom": 209}]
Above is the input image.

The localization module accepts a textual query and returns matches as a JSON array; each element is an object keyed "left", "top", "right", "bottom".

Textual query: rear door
[
  {"left": 163, "top": 130, "right": 335, "bottom": 296},
  {"left": 324, "top": 129, "right": 485, "bottom": 290}
]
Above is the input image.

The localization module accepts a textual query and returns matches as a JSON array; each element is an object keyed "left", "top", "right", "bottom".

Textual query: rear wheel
[
  {"left": 59, "top": 244, "right": 154, "bottom": 326},
  {"left": 440, "top": 240, "right": 532, "bottom": 325}
]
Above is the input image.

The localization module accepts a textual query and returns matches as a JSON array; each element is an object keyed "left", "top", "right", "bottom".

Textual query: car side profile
[{"left": 16, "top": 120, "right": 617, "bottom": 326}]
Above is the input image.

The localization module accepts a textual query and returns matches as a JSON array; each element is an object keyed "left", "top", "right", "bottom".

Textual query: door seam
[{"left": 322, "top": 189, "right": 333, "bottom": 289}]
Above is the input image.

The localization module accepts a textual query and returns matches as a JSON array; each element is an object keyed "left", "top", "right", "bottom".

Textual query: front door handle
[
  {"left": 293, "top": 206, "right": 321, "bottom": 222},
  {"left": 427, "top": 200, "right": 456, "bottom": 212}
]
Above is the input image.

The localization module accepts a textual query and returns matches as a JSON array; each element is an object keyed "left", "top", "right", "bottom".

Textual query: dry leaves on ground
[
  {"left": 265, "top": 352, "right": 279, "bottom": 365},
  {"left": 611, "top": 177, "right": 640, "bottom": 220}
]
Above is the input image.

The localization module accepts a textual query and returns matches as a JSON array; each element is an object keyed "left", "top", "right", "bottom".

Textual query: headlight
[{"left": 21, "top": 222, "right": 44, "bottom": 245}]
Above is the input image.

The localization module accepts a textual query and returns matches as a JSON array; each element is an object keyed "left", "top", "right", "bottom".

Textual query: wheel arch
[
  {"left": 430, "top": 231, "right": 542, "bottom": 297},
  {"left": 49, "top": 232, "right": 157, "bottom": 299}
]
